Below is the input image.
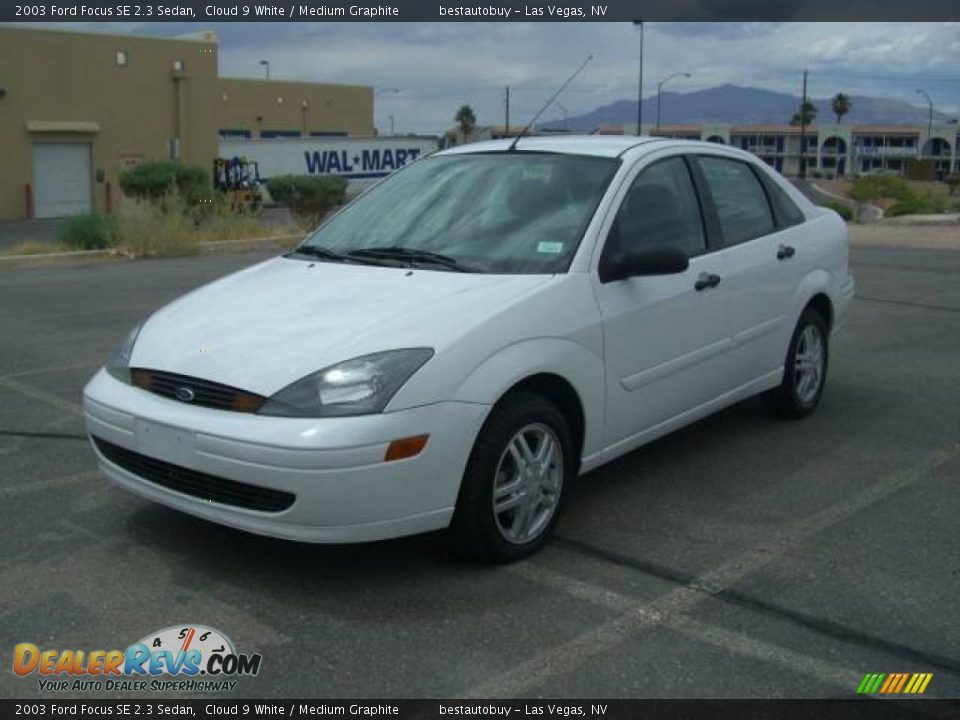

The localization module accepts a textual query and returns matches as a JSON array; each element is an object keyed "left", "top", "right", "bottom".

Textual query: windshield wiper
[
  {"left": 288, "top": 245, "right": 348, "bottom": 261},
  {"left": 288, "top": 245, "right": 395, "bottom": 267},
  {"left": 346, "top": 246, "right": 478, "bottom": 272}
]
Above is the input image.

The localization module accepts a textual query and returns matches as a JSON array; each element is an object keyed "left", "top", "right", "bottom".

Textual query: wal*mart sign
[
  {"left": 305, "top": 147, "right": 421, "bottom": 177},
  {"left": 219, "top": 137, "right": 440, "bottom": 184}
]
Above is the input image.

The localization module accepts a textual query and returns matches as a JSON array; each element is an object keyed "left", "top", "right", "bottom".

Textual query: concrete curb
[
  {"left": 0, "top": 234, "right": 304, "bottom": 271},
  {"left": 879, "top": 213, "right": 960, "bottom": 227},
  {"left": 809, "top": 182, "right": 884, "bottom": 223}
]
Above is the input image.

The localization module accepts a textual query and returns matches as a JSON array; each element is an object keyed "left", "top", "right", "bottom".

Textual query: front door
[{"left": 594, "top": 155, "right": 732, "bottom": 449}]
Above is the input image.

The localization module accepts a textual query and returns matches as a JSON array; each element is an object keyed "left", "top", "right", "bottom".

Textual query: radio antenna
[{"left": 507, "top": 53, "right": 593, "bottom": 152}]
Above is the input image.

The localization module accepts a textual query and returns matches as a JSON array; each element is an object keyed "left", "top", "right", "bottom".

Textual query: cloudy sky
[{"left": 17, "top": 21, "right": 960, "bottom": 133}]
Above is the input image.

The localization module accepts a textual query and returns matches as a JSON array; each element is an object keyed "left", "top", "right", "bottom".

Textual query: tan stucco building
[{"left": 0, "top": 26, "right": 374, "bottom": 220}]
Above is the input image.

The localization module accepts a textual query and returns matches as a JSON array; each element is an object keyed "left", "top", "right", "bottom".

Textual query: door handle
[
  {"left": 777, "top": 244, "right": 796, "bottom": 260},
  {"left": 695, "top": 272, "right": 722, "bottom": 291}
]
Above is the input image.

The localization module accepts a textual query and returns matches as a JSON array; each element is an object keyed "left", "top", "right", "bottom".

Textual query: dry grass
[
  {"left": 0, "top": 240, "right": 69, "bottom": 256},
  {"left": 113, "top": 194, "right": 298, "bottom": 258},
  {"left": 820, "top": 178, "right": 952, "bottom": 202}
]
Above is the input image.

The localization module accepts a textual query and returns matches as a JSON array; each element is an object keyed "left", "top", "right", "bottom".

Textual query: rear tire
[
  {"left": 451, "top": 392, "right": 574, "bottom": 563},
  {"left": 765, "top": 307, "right": 829, "bottom": 419}
]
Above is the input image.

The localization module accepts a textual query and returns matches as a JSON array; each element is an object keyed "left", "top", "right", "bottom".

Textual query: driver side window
[{"left": 601, "top": 156, "right": 706, "bottom": 271}]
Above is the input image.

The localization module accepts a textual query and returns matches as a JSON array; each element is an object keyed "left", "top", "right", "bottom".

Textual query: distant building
[
  {"left": 601, "top": 123, "right": 958, "bottom": 179},
  {"left": 0, "top": 26, "right": 374, "bottom": 220}
]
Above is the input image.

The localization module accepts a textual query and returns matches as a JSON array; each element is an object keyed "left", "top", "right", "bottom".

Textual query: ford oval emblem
[{"left": 175, "top": 386, "right": 195, "bottom": 403}]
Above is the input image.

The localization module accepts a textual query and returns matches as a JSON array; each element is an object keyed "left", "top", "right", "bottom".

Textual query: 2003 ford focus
[{"left": 83, "top": 136, "right": 855, "bottom": 562}]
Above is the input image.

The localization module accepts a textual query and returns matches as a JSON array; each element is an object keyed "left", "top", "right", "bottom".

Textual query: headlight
[
  {"left": 259, "top": 348, "right": 434, "bottom": 418},
  {"left": 105, "top": 324, "right": 142, "bottom": 384}
]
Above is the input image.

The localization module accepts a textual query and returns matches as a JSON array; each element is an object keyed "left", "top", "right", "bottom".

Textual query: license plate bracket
[{"left": 135, "top": 419, "right": 195, "bottom": 467}]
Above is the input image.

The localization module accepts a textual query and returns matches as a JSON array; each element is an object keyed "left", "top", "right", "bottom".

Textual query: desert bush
[
  {"left": 886, "top": 193, "right": 951, "bottom": 217},
  {"left": 58, "top": 213, "right": 119, "bottom": 250},
  {"left": 113, "top": 197, "right": 199, "bottom": 258},
  {"left": 119, "top": 161, "right": 213, "bottom": 206},
  {"left": 266, "top": 175, "right": 347, "bottom": 226},
  {"left": 945, "top": 174, "right": 960, "bottom": 196},
  {"left": 821, "top": 201, "right": 853, "bottom": 221},
  {"left": 111, "top": 192, "right": 299, "bottom": 258},
  {"left": 849, "top": 175, "right": 913, "bottom": 203}
]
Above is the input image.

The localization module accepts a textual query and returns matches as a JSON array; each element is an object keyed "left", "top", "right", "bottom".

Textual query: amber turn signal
[{"left": 384, "top": 434, "right": 429, "bottom": 462}]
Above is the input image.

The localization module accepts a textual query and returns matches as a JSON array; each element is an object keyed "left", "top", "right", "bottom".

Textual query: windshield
[{"left": 298, "top": 152, "right": 620, "bottom": 274}]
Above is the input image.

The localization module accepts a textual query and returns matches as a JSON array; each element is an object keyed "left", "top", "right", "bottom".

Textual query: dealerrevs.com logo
[{"left": 13, "top": 624, "right": 262, "bottom": 693}]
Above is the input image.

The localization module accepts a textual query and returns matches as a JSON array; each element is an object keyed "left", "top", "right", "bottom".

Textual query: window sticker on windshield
[
  {"left": 523, "top": 165, "right": 553, "bottom": 180},
  {"left": 537, "top": 241, "right": 564, "bottom": 254}
]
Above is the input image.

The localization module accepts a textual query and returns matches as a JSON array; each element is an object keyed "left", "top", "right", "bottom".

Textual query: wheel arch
[
  {"left": 805, "top": 292, "right": 834, "bottom": 331},
  {"left": 451, "top": 337, "right": 605, "bottom": 464},
  {"left": 791, "top": 270, "right": 837, "bottom": 333},
  {"left": 491, "top": 373, "right": 586, "bottom": 470}
]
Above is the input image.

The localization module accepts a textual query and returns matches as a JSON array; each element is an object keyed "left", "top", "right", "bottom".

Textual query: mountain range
[{"left": 538, "top": 84, "right": 955, "bottom": 131}]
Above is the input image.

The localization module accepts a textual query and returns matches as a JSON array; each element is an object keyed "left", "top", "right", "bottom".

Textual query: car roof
[{"left": 436, "top": 135, "right": 688, "bottom": 158}]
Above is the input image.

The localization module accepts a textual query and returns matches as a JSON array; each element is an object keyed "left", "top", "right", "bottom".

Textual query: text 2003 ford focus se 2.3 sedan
[{"left": 83, "top": 136, "right": 855, "bottom": 562}]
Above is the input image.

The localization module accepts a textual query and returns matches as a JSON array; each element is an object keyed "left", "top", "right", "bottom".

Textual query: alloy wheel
[
  {"left": 794, "top": 324, "right": 825, "bottom": 404},
  {"left": 491, "top": 423, "right": 564, "bottom": 544}
]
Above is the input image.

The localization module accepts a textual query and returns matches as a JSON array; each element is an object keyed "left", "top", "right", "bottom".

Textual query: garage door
[{"left": 32, "top": 143, "right": 92, "bottom": 218}]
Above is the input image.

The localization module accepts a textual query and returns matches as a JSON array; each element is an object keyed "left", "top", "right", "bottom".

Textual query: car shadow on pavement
[{"left": 116, "top": 380, "right": 879, "bottom": 593}]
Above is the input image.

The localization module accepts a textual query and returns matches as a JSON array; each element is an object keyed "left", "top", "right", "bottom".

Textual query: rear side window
[
  {"left": 759, "top": 170, "right": 806, "bottom": 228},
  {"left": 697, "top": 157, "right": 775, "bottom": 246}
]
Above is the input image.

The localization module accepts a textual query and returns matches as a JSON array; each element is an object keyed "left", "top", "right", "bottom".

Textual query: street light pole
[
  {"left": 555, "top": 102, "right": 569, "bottom": 131},
  {"left": 633, "top": 21, "right": 644, "bottom": 135},
  {"left": 375, "top": 88, "right": 400, "bottom": 137},
  {"left": 259, "top": 60, "right": 270, "bottom": 79},
  {"left": 916, "top": 89, "right": 933, "bottom": 154},
  {"left": 656, "top": 71, "right": 691, "bottom": 134}
]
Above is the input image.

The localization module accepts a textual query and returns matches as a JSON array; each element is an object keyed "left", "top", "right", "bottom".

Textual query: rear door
[
  {"left": 689, "top": 155, "right": 806, "bottom": 385},
  {"left": 593, "top": 153, "right": 733, "bottom": 448}
]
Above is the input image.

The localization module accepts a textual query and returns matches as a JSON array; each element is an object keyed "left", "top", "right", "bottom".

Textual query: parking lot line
[
  {"left": 0, "top": 361, "right": 100, "bottom": 381},
  {"left": 856, "top": 296, "right": 960, "bottom": 314},
  {"left": 0, "top": 469, "right": 100, "bottom": 501},
  {"left": 463, "top": 443, "right": 959, "bottom": 698},
  {"left": 0, "top": 377, "right": 84, "bottom": 416}
]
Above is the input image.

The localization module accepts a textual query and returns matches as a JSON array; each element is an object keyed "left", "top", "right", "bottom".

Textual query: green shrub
[
  {"left": 119, "top": 161, "right": 213, "bottom": 206},
  {"left": 886, "top": 193, "right": 951, "bottom": 217},
  {"left": 821, "top": 201, "right": 853, "bottom": 221},
  {"left": 945, "top": 174, "right": 960, "bottom": 196},
  {"left": 266, "top": 175, "right": 347, "bottom": 226},
  {"left": 849, "top": 176, "right": 913, "bottom": 203},
  {"left": 58, "top": 213, "right": 118, "bottom": 250}
]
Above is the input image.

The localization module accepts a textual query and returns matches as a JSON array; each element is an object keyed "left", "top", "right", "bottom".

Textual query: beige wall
[
  {"left": 0, "top": 26, "right": 220, "bottom": 220},
  {"left": 0, "top": 27, "right": 374, "bottom": 220},
  {"left": 216, "top": 79, "right": 373, "bottom": 138}
]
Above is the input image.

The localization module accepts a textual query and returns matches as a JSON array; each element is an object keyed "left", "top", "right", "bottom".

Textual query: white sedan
[{"left": 83, "top": 136, "right": 855, "bottom": 562}]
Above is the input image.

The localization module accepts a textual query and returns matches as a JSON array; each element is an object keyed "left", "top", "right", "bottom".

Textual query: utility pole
[
  {"left": 799, "top": 68, "right": 808, "bottom": 179},
  {"left": 505, "top": 86, "right": 510, "bottom": 134},
  {"left": 916, "top": 89, "right": 933, "bottom": 153},
  {"left": 633, "top": 21, "right": 644, "bottom": 135}
]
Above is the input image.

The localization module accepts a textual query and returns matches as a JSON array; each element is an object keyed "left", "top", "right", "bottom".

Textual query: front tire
[
  {"left": 451, "top": 392, "right": 574, "bottom": 563},
  {"left": 765, "top": 307, "right": 829, "bottom": 419}
]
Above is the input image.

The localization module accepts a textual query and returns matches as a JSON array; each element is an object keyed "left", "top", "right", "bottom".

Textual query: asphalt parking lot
[{"left": 1, "top": 243, "right": 958, "bottom": 699}]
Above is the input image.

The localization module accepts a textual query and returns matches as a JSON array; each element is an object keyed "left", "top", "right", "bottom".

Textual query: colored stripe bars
[{"left": 857, "top": 673, "right": 933, "bottom": 694}]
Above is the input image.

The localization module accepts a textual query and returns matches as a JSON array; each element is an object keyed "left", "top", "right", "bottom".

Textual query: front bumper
[{"left": 83, "top": 369, "right": 489, "bottom": 543}]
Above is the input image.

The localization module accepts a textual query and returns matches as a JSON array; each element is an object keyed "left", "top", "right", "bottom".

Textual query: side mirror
[{"left": 600, "top": 245, "right": 690, "bottom": 283}]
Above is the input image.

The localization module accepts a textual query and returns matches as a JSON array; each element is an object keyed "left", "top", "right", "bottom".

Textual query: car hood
[{"left": 130, "top": 257, "right": 553, "bottom": 396}]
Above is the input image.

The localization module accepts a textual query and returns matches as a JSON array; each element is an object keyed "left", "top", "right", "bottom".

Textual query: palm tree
[
  {"left": 831, "top": 93, "right": 851, "bottom": 123},
  {"left": 790, "top": 101, "right": 818, "bottom": 126},
  {"left": 455, "top": 105, "right": 477, "bottom": 141}
]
